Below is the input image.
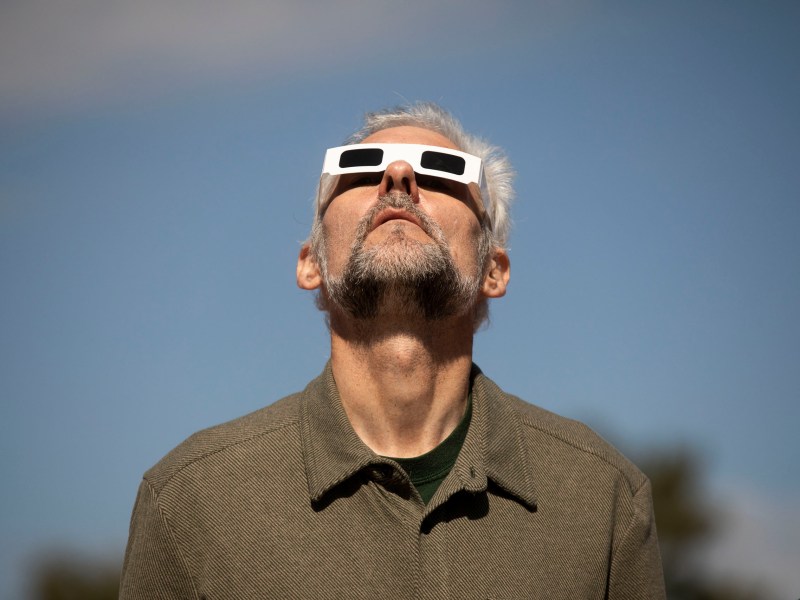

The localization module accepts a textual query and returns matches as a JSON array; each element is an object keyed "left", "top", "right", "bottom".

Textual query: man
[{"left": 120, "top": 102, "right": 666, "bottom": 599}]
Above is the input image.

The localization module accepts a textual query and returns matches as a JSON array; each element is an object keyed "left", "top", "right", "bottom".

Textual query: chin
[{"left": 367, "top": 238, "right": 437, "bottom": 272}]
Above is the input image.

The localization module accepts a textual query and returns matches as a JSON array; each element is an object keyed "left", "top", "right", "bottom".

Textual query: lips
[{"left": 370, "top": 208, "right": 425, "bottom": 232}]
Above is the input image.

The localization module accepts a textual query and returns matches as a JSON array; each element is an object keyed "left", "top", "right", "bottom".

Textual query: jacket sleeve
[
  {"left": 119, "top": 479, "right": 197, "bottom": 600},
  {"left": 607, "top": 478, "right": 667, "bottom": 599}
]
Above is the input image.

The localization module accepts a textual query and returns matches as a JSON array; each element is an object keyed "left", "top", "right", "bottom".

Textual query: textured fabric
[{"left": 120, "top": 363, "right": 666, "bottom": 599}]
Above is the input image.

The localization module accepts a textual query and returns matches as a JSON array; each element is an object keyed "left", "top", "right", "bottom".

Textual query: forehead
[{"left": 361, "top": 126, "right": 460, "bottom": 151}]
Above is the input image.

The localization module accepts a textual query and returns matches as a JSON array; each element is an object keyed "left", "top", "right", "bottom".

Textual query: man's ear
[
  {"left": 297, "top": 243, "right": 322, "bottom": 290},
  {"left": 481, "top": 247, "right": 510, "bottom": 298}
]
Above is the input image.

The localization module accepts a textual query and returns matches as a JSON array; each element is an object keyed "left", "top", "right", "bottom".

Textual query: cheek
[
  {"left": 440, "top": 213, "right": 484, "bottom": 271},
  {"left": 321, "top": 225, "right": 350, "bottom": 273},
  {"left": 320, "top": 204, "right": 363, "bottom": 271}
]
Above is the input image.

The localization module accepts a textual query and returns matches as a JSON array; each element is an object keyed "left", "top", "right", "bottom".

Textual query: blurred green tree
[
  {"left": 31, "top": 556, "right": 119, "bottom": 600},
  {"left": 640, "top": 448, "right": 772, "bottom": 600}
]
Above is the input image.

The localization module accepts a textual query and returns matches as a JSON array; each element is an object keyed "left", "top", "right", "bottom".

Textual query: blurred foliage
[
  {"left": 640, "top": 448, "right": 773, "bottom": 600},
  {"left": 30, "top": 556, "right": 119, "bottom": 600},
  {"left": 28, "top": 447, "right": 775, "bottom": 599}
]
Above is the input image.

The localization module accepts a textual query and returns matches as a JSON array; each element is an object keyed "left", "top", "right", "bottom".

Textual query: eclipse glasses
[{"left": 322, "top": 143, "right": 484, "bottom": 187}]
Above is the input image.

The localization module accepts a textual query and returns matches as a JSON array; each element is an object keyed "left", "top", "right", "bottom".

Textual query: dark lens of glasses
[
  {"left": 339, "top": 148, "right": 384, "bottom": 168},
  {"left": 420, "top": 151, "right": 466, "bottom": 176}
]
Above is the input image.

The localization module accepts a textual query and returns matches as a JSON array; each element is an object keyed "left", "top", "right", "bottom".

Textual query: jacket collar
[
  {"left": 471, "top": 364, "right": 538, "bottom": 510},
  {"left": 299, "top": 362, "right": 538, "bottom": 510},
  {"left": 300, "top": 363, "right": 379, "bottom": 504}
]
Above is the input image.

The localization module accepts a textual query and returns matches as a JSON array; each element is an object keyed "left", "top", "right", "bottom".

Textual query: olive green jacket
[{"left": 120, "top": 364, "right": 665, "bottom": 599}]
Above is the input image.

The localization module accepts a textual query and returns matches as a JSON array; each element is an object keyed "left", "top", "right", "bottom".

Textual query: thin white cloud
[
  {"left": 704, "top": 482, "right": 800, "bottom": 598},
  {"left": 0, "top": 0, "right": 533, "bottom": 118}
]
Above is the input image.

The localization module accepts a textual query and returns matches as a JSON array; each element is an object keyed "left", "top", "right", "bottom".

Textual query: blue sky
[{"left": 1, "top": 1, "right": 798, "bottom": 598}]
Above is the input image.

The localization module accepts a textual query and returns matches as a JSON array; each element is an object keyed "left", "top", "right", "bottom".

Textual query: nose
[{"left": 378, "top": 160, "right": 419, "bottom": 203}]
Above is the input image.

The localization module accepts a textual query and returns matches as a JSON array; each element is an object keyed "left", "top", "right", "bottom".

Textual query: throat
[{"left": 330, "top": 330, "right": 474, "bottom": 458}]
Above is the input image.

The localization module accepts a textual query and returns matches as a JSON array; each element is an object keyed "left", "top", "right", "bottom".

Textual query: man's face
[{"left": 305, "top": 126, "right": 495, "bottom": 321}]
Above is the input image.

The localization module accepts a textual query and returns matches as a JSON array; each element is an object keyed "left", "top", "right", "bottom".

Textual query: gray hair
[{"left": 313, "top": 102, "right": 515, "bottom": 247}]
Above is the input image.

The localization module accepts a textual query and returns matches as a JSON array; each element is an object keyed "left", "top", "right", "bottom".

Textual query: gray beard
[{"left": 318, "top": 193, "right": 484, "bottom": 321}]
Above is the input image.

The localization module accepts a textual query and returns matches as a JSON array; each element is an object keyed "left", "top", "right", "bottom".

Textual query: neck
[{"left": 329, "top": 309, "right": 474, "bottom": 458}]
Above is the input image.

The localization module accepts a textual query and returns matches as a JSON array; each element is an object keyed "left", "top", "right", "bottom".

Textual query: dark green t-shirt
[{"left": 385, "top": 396, "right": 472, "bottom": 504}]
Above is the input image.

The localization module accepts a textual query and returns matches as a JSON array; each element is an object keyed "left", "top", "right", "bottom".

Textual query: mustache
[{"left": 356, "top": 193, "right": 442, "bottom": 243}]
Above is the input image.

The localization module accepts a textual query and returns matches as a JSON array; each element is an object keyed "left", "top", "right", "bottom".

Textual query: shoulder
[
  {"left": 476, "top": 371, "right": 648, "bottom": 496},
  {"left": 143, "top": 390, "right": 304, "bottom": 494}
]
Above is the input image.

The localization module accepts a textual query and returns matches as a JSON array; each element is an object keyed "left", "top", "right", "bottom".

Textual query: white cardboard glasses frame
[{"left": 321, "top": 143, "right": 484, "bottom": 187}]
